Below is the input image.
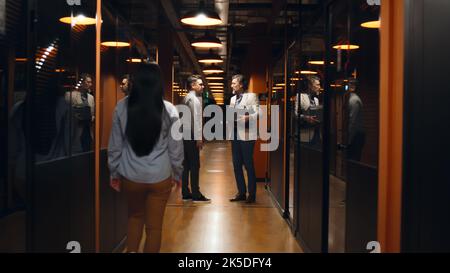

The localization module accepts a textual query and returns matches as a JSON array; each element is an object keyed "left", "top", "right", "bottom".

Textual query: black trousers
[
  {"left": 347, "top": 132, "right": 366, "bottom": 162},
  {"left": 182, "top": 140, "right": 201, "bottom": 197},
  {"left": 231, "top": 140, "right": 257, "bottom": 197}
]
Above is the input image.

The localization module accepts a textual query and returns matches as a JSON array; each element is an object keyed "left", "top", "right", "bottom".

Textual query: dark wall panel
[
  {"left": 297, "top": 147, "right": 323, "bottom": 253},
  {"left": 403, "top": 0, "right": 450, "bottom": 252},
  {"left": 269, "top": 103, "right": 285, "bottom": 210},
  {"left": 69, "top": 153, "right": 95, "bottom": 252},
  {"left": 34, "top": 153, "right": 94, "bottom": 252},
  {"left": 100, "top": 150, "right": 115, "bottom": 252},
  {"left": 100, "top": 150, "right": 127, "bottom": 253},
  {"left": 345, "top": 161, "right": 377, "bottom": 252},
  {"left": 33, "top": 159, "right": 70, "bottom": 252}
]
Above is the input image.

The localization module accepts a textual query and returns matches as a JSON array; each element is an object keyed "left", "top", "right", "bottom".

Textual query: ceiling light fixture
[
  {"left": 192, "top": 33, "right": 222, "bottom": 48},
  {"left": 333, "top": 44, "right": 360, "bottom": 50},
  {"left": 206, "top": 75, "right": 224, "bottom": 80},
  {"left": 59, "top": 14, "right": 96, "bottom": 26},
  {"left": 181, "top": 0, "right": 222, "bottom": 26},
  {"left": 199, "top": 49, "right": 223, "bottom": 64},
  {"left": 295, "top": 70, "right": 318, "bottom": 75},
  {"left": 203, "top": 64, "right": 224, "bottom": 74},
  {"left": 361, "top": 20, "right": 380, "bottom": 29}
]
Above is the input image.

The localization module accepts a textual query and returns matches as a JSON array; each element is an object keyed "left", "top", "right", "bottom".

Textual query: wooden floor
[{"left": 139, "top": 141, "right": 302, "bottom": 253}]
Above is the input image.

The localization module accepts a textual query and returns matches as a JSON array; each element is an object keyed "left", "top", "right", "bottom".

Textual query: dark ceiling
[{"left": 105, "top": 0, "right": 325, "bottom": 98}]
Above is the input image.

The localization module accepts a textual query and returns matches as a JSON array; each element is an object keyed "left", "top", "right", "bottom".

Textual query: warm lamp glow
[
  {"left": 206, "top": 76, "right": 224, "bottom": 80},
  {"left": 199, "top": 58, "right": 223, "bottom": 64},
  {"left": 192, "top": 33, "right": 222, "bottom": 48},
  {"left": 361, "top": 20, "right": 380, "bottom": 29},
  {"left": 209, "top": 83, "right": 224, "bottom": 86},
  {"left": 308, "top": 61, "right": 325, "bottom": 65},
  {"left": 192, "top": 41, "right": 222, "bottom": 48},
  {"left": 203, "top": 64, "right": 224, "bottom": 74},
  {"left": 59, "top": 15, "right": 97, "bottom": 26},
  {"left": 181, "top": 16, "right": 222, "bottom": 27},
  {"left": 333, "top": 44, "right": 360, "bottom": 50},
  {"left": 181, "top": 10, "right": 222, "bottom": 27},
  {"left": 295, "top": 70, "right": 318, "bottom": 75},
  {"left": 126, "top": 58, "right": 142, "bottom": 63},
  {"left": 101, "top": 41, "right": 130, "bottom": 47}
]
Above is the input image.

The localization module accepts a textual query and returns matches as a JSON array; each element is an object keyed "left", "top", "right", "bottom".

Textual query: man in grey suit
[
  {"left": 182, "top": 75, "right": 211, "bottom": 203},
  {"left": 228, "top": 74, "right": 260, "bottom": 203}
]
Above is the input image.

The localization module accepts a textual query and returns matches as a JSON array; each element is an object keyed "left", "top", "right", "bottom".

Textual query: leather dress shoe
[
  {"left": 230, "top": 194, "right": 246, "bottom": 202},
  {"left": 246, "top": 195, "right": 256, "bottom": 204}
]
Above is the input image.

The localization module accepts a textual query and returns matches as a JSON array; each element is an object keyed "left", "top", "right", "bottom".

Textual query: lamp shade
[
  {"left": 102, "top": 25, "right": 130, "bottom": 48},
  {"left": 203, "top": 64, "right": 224, "bottom": 74},
  {"left": 59, "top": 14, "right": 96, "bottom": 26},
  {"left": 333, "top": 44, "right": 360, "bottom": 50},
  {"left": 192, "top": 33, "right": 222, "bottom": 48},
  {"left": 333, "top": 37, "right": 359, "bottom": 50},
  {"left": 361, "top": 20, "right": 380, "bottom": 29},
  {"left": 360, "top": 4, "right": 380, "bottom": 29},
  {"left": 199, "top": 49, "right": 223, "bottom": 64},
  {"left": 206, "top": 74, "right": 224, "bottom": 80},
  {"left": 181, "top": 1, "right": 222, "bottom": 26},
  {"left": 59, "top": 4, "right": 96, "bottom": 26}
]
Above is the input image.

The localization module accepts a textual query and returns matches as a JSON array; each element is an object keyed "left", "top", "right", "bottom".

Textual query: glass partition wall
[
  {"left": 327, "top": 0, "right": 380, "bottom": 253},
  {"left": 277, "top": 0, "right": 380, "bottom": 253},
  {"left": 0, "top": 0, "right": 161, "bottom": 252}
]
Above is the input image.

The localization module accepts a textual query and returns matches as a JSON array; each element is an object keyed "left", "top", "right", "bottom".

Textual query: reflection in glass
[{"left": 328, "top": 0, "right": 380, "bottom": 253}]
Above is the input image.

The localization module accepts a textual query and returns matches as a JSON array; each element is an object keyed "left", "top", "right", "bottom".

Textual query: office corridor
[{"left": 145, "top": 141, "right": 302, "bottom": 253}]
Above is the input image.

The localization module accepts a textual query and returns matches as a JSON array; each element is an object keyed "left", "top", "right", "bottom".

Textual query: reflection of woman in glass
[{"left": 108, "top": 63, "right": 183, "bottom": 253}]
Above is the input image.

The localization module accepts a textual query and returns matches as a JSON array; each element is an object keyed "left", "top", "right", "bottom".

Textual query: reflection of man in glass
[
  {"left": 120, "top": 74, "right": 130, "bottom": 96},
  {"left": 345, "top": 78, "right": 365, "bottom": 161},
  {"left": 296, "top": 75, "right": 322, "bottom": 147},
  {"left": 65, "top": 73, "right": 95, "bottom": 153}
]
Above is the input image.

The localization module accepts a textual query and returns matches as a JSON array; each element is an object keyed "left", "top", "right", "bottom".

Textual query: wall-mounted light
[{"left": 181, "top": 0, "right": 222, "bottom": 26}]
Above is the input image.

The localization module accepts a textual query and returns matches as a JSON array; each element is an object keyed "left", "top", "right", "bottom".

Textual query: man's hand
[
  {"left": 304, "top": 115, "right": 320, "bottom": 124},
  {"left": 110, "top": 178, "right": 121, "bottom": 192},
  {"left": 238, "top": 114, "right": 250, "bottom": 122}
]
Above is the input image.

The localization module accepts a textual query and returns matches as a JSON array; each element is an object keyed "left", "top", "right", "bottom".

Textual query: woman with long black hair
[{"left": 108, "top": 63, "right": 183, "bottom": 253}]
